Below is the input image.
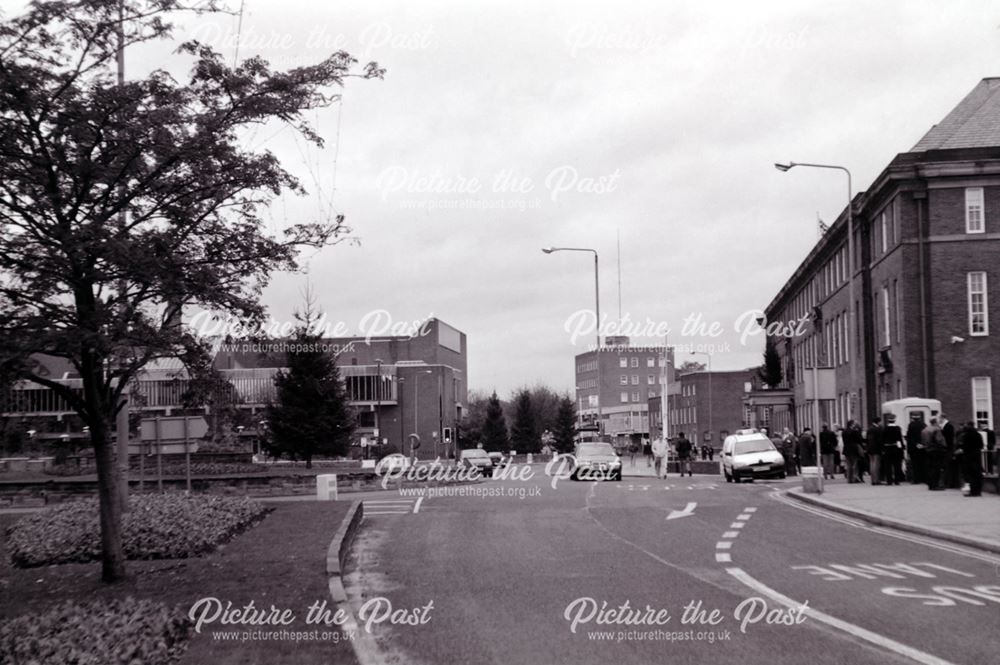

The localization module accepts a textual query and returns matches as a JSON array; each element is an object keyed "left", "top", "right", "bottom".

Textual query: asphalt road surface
[{"left": 343, "top": 468, "right": 1000, "bottom": 665}]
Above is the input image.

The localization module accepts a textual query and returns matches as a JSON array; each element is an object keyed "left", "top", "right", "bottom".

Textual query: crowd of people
[{"left": 763, "top": 415, "right": 996, "bottom": 497}]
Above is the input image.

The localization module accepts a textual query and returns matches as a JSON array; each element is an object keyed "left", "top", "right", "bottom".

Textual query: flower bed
[
  {"left": 0, "top": 598, "right": 189, "bottom": 665},
  {"left": 7, "top": 493, "right": 270, "bottom": 567}
]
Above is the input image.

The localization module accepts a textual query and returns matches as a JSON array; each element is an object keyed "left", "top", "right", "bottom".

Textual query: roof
[{"left": 912, "top": 78, "right": 1000, "bottom": 151}]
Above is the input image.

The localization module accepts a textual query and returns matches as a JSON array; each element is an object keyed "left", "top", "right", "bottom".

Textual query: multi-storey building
[
  {"left": 757, "top": 78, "right": 1000, "bottom": 432},
  {"left": 2, "top": 318, "right": 467, "bottom": 460},
  {"left": 667, "top": 369, "right": 755, "bottom": 449},
  {"left": 574, "top": 337, "right": 675, "bottom": 446}
]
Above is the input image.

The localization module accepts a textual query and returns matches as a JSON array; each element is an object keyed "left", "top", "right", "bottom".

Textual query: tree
[
  {"left": 480, "top": 391, "right": 509, "bottom": 453},
  {"left": 552, "top": 395, "right": 577, "bottom": 453},
  {"left": 509, "top": 389, "right": 538, "bottom": 453},
  {"left": 758, "top": 335, "right": 784, "bottom": 388},
  {"left": 0, "top": 0, "right": 381, "bottom": 582},
  {"left": 266, "top": 300, "right": 353, "bottom": 467},
  {"left": 458, "top": 389, "right": 492, "bottom": 448},
  {"left": 678, "top": 360, "right": 706, "bottom": 373}
]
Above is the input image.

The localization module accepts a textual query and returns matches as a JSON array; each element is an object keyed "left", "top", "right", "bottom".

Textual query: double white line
[{"left": 364, "top": 497, "right": 424, "bottom": 515}]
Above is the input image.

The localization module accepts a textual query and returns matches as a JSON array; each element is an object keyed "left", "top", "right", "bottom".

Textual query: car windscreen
[
  {"left": 577, "top": 443, "right": 616, "bottom": 457},
  {"left": 734, "top": 439, "right": 776, "bottom": 455}
]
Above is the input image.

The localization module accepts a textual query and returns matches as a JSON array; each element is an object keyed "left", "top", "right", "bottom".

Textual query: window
[
  {"left": 894, "top": 280, "right": 901, "bottom": 344},
  {"left": 882, "top": 285, "right": 891, "bottom": 347},
  {"left": 631, "top": 375, "right": 639, "bottom": 385},
  {"left": 632, "top": 392, "right": 640, "bottom": 403},
  {"left": 619, "top": 358, "right": 628, "bottom": 368},
  {"left": 630, "top": 358, "right": 639, "bottom": 368},
  {"left": 647, "top": 358, "right": 655, "bottom": 368},
  {"left": 880, "top": 212, "right": 888, "bottom": 253},
  {"left": 620, "top": 375, "right": 628, "bottom": 385},
  {"left": 621, "top": 392, "right": 629, "bottom": 403},
  {"left": 968, "top": 271, "right": 989, "bottom": 335},
  {"left": 966, "top": 187, "right": 985, "bottom": 233},
  {"left": 648, "top": 375, "right": 655, "bottom": 385},
  {"left": 972, "top": 377, "right": 993, "bottom": 428}
]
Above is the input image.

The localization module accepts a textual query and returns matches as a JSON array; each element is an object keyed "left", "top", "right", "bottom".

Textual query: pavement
[{"left": 787, "top": 478, "right": 1000, "bottom": 555}]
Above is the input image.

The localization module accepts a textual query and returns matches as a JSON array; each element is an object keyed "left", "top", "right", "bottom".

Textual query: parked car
[
  {"left": 721, "top": 433, "right": 786, "bottom": 482},
  {"left": 487, "top": 451, "right": 506, "bottom": 469},
  {"left": 570, "top": 441, "right": 622, "bottom": 481},
  {"left": 459, "top": 448, "right": 495, "bottom": 477}
]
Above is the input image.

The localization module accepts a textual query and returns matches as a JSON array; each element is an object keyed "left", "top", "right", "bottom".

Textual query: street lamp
[
  {"left": 690, "top": 351, "right": 713, "bottom": 448},
  {"left": 374, "top": 358, "right": 383, "bottom": 461},
  {"left": 775, "top": 160, "right": 856, "bottom": 429},
  {"left": 543, "top": 246, "right": 602, "bottom": 436}
]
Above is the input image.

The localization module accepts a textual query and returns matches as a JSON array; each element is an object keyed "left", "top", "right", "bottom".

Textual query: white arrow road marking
[
  {"left": 666, "top": 502, "right": 697, "bottom": 520},
  {"left": 413, "top": 497, "right": 423, "bottom": 513}
]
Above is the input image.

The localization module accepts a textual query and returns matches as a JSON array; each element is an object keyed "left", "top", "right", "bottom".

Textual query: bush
[
  {"left": 0, "top": 597, "right": 189, "bottom": 665},
  {"left": 7, "top": 493, "right": 270, "bottom": 567},
  {"left": 136, "top": 462, "right": 266, "bottom": 476},
  {"left": 43, "top": 463, "right": 84, "bottom": 477}
]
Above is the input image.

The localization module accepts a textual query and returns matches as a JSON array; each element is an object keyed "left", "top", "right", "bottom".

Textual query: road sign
[{"left": 140, "top": 416, "right": 208, "bottom": 441}]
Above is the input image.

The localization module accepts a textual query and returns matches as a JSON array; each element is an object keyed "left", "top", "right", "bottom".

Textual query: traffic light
[{"left": 443, "top": 427, "right": 452, "bottom": 443}]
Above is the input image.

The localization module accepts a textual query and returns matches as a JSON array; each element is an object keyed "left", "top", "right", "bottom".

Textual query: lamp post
[
  {"left": 775, "top": 161, "right": 856, "bottom": 425},
  {"left": 374, "top": 358, "right": 382, "bottom": 461},
  {"left": 690, "top": 351, "right": 713, "bottom": 448},
  {"left": 543, "top": 246, "right": 602, "bottom": 437}
]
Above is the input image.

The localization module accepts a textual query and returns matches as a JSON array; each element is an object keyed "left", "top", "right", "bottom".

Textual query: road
[{"left": 343, "top": 467, "right": 1000, "bottom": 665}]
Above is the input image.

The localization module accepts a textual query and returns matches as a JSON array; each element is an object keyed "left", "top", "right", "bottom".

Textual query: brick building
[
  {"left": 574, "top": 337, "right": 675, "bottom": 445},
  {"left": 757, "top": 78, "right": 1000, "bottom": 432},
  {"left": 3, "top": 318, "right": 468, "bottom": 460},
  {"left": 665, "top": 369, "right": 755, "bottom": 450}
]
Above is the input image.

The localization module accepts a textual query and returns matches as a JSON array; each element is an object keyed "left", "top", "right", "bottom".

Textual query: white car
[{"left": 721, "top": 433, "right": 786, "bottom": 482}]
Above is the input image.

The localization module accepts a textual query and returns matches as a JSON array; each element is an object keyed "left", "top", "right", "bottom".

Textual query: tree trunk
[{"left": 92, "top": 418, "right": 127, "bottom": 582}]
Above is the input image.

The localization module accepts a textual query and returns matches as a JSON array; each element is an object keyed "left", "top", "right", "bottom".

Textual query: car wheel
[
  {"left": 615, "top": 471, "right": 622, "bottom": 481},
  {"left": 779, "top": 471, "right": 786, "bottom": 479},
  {"left": 724, "top": 470, "right": 732, "bottom": 483},
  {"left": 570, "top": 470, "right": 578, "bottom": 481}
]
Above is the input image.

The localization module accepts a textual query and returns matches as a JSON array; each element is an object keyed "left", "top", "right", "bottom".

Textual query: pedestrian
[
  {"left": 675, "top": 432, "right": 693, "bottom": 477},
  {"left": 834, "top": 424, "right": 844, "bottom": 476},
  {"left": 842, "top": 421, "right": 864, "bottom": 483},
  {"left": 940, "top": 414, "right": 959, "bottom": 489},
  {"left": 651, "top": 435, "right": 668, "bottom": 479},
  {"left": 980, "top": 420, "right": 997, "bottom": 475},
  {"left": 882, "top": 415, "right": 904, "bottom": 485},
  {"left": 956, "top": 421, "right": 984, "bottom": 497},
  {"left": 922, "top": 418, "right": 947, "bottom": 490},
  {"left": 820, "top": 423, "right": 838, "bottom": 480},
  {"left": 643, "top": 438, "right": 653, "bottom": 467},
  {"left": 905, "top": 415, "right": 926, "bottom": 484},
  {"left": 797, "top": 427, "right": 816, "bottom": 469},
  {"left": 866, "top": 418, "right": 884, "bottom": 485},
  {"left": 782, "top": 428, "right": 798, "bottom": 475}
]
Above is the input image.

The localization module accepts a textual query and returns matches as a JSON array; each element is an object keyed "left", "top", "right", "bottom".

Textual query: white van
[
  {"left": 881, "top": 398, "right": 941, "bottom": 427},
  {"left": 721, "top": 432, "right": 786, "bottom": 482}
]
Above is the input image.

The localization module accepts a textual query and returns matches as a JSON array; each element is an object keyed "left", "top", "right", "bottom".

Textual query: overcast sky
[{"left": 66, "top": 1, "right": 1000, "bottom": 395}]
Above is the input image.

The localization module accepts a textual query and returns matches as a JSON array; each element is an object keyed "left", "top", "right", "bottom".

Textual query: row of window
[
  {"left": 669, "top": 407, "right": 697, "bottom": 426},
  {"left": 620, "top": 391, "right": 643, "bottom": 403},
  {"left": 618, "top": 357, "right": 664, "bottom": 369},
  {"left": 619, "top": 374, "right": 665, "bottom": 386}
]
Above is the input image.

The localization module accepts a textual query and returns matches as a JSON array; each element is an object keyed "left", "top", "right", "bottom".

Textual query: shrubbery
[
  {"left": 0, "top": 598, "right": 189, "bottom": 665},
  {"left": 7, "top": 493, "right": 270, "bottom": 567},
  {"left": 132, "top": 462, "right": 266, "bottom": 476}
]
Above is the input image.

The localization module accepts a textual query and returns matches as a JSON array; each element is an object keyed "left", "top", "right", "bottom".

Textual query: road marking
[
  {"left": 737, "top": 513, "right": 753, "bottom": 521},
  {"left": 666, "top": 502, "right": 698, "bottom": 520},
  {"left": 413, "top": 497, "right": 423, "bottom": 513},
  {"left": 726, "top": 567, "right": 958, "bottom": 665},
  {"left": 364, "top": 510, "right": 411, "bottom": 515},
  {"left": 744, "top": 507, "right": 758, "bottom": 512},
  {"left": 715, "top": 553, "right": 732, "bottom": 563},
  {"left": 716, "top": 541, "right": 732, "bottom": 550},
  {"left": 730, "top": 522, "right": 745, "bottom": 529},
  {"left": 722, "top": 531, "right": 740, "bottom": 539},
  {"left": 367, "top": 500, "right": 415, "bottom": 505}
]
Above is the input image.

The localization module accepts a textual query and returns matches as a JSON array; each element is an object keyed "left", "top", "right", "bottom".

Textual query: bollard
[
  {"left": 800, "top": 466, "right": 821, "bottom": 494},
  {"left": 527, "top": 453, "right": 533, "bottom": 464},
  {"left": 316, "top": 474, "right": 338, "bottom": 501}
]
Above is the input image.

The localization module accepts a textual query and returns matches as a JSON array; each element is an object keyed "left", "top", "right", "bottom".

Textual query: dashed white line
[
  {"left": 730, "top": 522, "right": 745, "bottom": 529},
  {"left": 715, "top": 552, "right": 732, "bottom": 563},
  {"left": 737, "top": 513, "right": 753, "bottom": 521},
  {"left": 716, "top": 541, "right": 733, "bottom": 550},
  {"left": 364, "top": 510, "right": 411, "bottom": 515},
  {"left": 413, "top": 497, "right": 424, "bottom": 513},
  {"left": 722, "top": 531, "right": 740, "bottom": 539}
]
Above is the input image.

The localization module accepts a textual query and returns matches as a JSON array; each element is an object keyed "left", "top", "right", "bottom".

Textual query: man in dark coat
[
  {"left": 940, "top": 414, "right": 959, "bottom": 488},
  {"left": 882, "top": 415, "right": 904, "bottom": 485},
  {"left": 798, "top": 428, "right": 816, "bottom": 468},
  {"left": 842, "top": 421, "right": 864, "bottom": 483},
  {"left": 819, "top": 424, "right": 838, "bottom": 480},
  {"left": 675, "top": 432, "right": 693, "bottom": 477},
  {"left": 905, "top": 416, "right": 926, "bottom": 484},
  {"left": 980, "top": 421, "right": 997, "bottom": 475},
  {"left": 957, "top": 421, "right": 984, "bottom": 497},
  {"left": 866, "top": 418, "right": 884, "bottom": 485}
]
